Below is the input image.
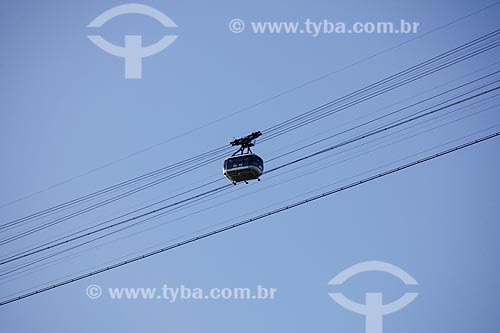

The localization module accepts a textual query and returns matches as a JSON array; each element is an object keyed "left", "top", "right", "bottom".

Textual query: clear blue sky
[{"left": 1, "top": 0, "right": 499, "bottom": 331}]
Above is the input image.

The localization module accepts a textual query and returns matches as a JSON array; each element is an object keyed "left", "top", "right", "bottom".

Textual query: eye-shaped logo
[
  {"left": 328, "top": 261, "right": 418, "bottom": 333},
  {"left": 87, "top": 3, "right": 178, "bottom": 79}
]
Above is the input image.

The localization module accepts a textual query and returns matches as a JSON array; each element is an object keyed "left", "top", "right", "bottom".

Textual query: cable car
[
  {"left": 223, "top": 153, "right": 264, "bottom": 183},
  {"left": 223, "top": 131, "right": 264, "bottom": 184}
]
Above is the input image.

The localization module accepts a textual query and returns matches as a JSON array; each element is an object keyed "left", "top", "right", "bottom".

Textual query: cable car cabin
[{"left": 223, "top": 154, "right": 264, "bottom": 183}]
